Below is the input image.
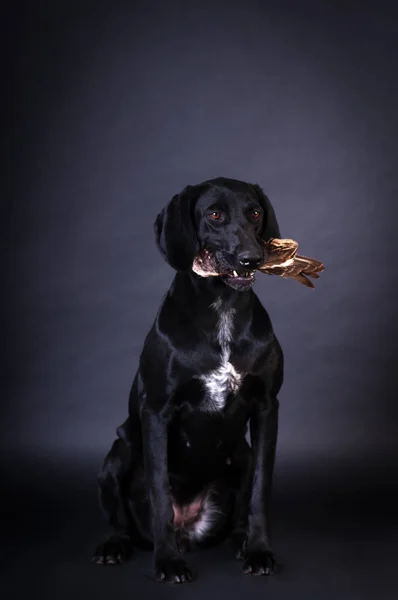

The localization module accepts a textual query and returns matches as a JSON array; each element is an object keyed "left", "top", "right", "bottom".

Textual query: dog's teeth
[{"left": 233, "top": 270, "right": 238, "bottom": 277}]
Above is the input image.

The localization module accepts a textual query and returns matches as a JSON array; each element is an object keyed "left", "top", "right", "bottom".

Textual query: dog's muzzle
[{"left": 192, "top": 249, "right": 257, "bottom": 290}]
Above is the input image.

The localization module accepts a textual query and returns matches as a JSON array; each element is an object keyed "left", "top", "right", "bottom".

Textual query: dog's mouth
[
  {"left": 220, "top": 270, "right": 256, "bottom": 290},
  {"left": 221, "top": 270, "right": 255, "bottom": 282},
  {"left": 192, "top": 249, "right": 256, "bottom": 288}
]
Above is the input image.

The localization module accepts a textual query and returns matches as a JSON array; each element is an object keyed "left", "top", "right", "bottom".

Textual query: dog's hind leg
[{"left": 93, "top": 427, "right": 137, "bottom": 565}]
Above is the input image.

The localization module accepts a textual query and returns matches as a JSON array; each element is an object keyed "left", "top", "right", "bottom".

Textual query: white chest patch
[{"left": 199, "top": 299, "right": 243, "bottom": 411}]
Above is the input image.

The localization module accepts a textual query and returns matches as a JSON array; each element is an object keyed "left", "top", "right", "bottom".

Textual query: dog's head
[{"left": 154, "top": 177, "right": 281, "bottom": 291}]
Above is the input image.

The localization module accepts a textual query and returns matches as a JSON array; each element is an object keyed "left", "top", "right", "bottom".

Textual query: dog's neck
[{"left": 170, "top": 271, "right": 254, "bottom": 314}]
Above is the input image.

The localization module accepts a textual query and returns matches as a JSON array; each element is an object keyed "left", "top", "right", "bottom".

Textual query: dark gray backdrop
[{"left": 3, "top": 1, "right": 398, "bottom": 598}]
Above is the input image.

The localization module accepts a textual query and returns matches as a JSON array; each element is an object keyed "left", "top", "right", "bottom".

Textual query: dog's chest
[{"left": 199, "top": 301, "right": 243, "bottom": 411}]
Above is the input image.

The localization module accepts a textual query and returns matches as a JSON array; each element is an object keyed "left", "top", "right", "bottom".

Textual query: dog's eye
[
  {"left": 209, "top": 211, "right": 222, "bottom": 221},
  {"left": 251, "top": 210, "right": 261, "bottom": 220}
]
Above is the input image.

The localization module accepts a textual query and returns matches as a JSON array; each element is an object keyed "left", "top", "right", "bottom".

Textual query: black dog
[{"left": 93, "top": 177, "right": 283, "bottom": 583}]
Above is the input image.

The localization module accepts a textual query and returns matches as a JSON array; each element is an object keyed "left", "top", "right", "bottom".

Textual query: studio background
[{"left": 3, "top": 1, "right": 398, "bottom": 598}]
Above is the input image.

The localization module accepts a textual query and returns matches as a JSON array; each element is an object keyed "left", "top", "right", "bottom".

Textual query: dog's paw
[
  {"left": 92, "top": 534, "right": 133, "bottom": 565},
  {"left": 155, "top": 557, "right": 193, "bottom": 583},
  {"left": 242, "top": 549, "right": 277, "bottom": 576}
]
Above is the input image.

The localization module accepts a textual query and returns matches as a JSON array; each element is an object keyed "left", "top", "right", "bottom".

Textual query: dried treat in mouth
[
  {"left": 192, "top": 249, "right": 220, "bottom": 277},
  {"left": 192, "top": 238, "right": 325, "bottom": 288},
  {"left": 259, "top": 238, "right": 324, "bottom": 288}
]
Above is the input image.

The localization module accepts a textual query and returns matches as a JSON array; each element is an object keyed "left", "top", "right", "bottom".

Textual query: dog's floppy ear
[
  {"left": 253, "top": 184, "right": 281, "bottom": 241},
  {"left": 154, "top": 185, "right": 200, "bottom": 271}
]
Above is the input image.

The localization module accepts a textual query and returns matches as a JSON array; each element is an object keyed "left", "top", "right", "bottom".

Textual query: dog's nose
[{"left": 238, "top": 253, "right": 262, "bottom": 269}]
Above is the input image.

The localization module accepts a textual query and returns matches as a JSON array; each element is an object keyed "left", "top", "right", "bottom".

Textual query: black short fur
[{"left": 93, "top": 177, "right": 283, "bottom": 583}]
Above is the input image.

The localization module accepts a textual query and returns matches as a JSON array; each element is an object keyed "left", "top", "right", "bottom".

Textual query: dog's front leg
[
  {"left": 141, "top": 408, "right": 192, "bottom": 584},
  {"left": 241, "top": 396, "right": 279, "bottom": 576}
]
